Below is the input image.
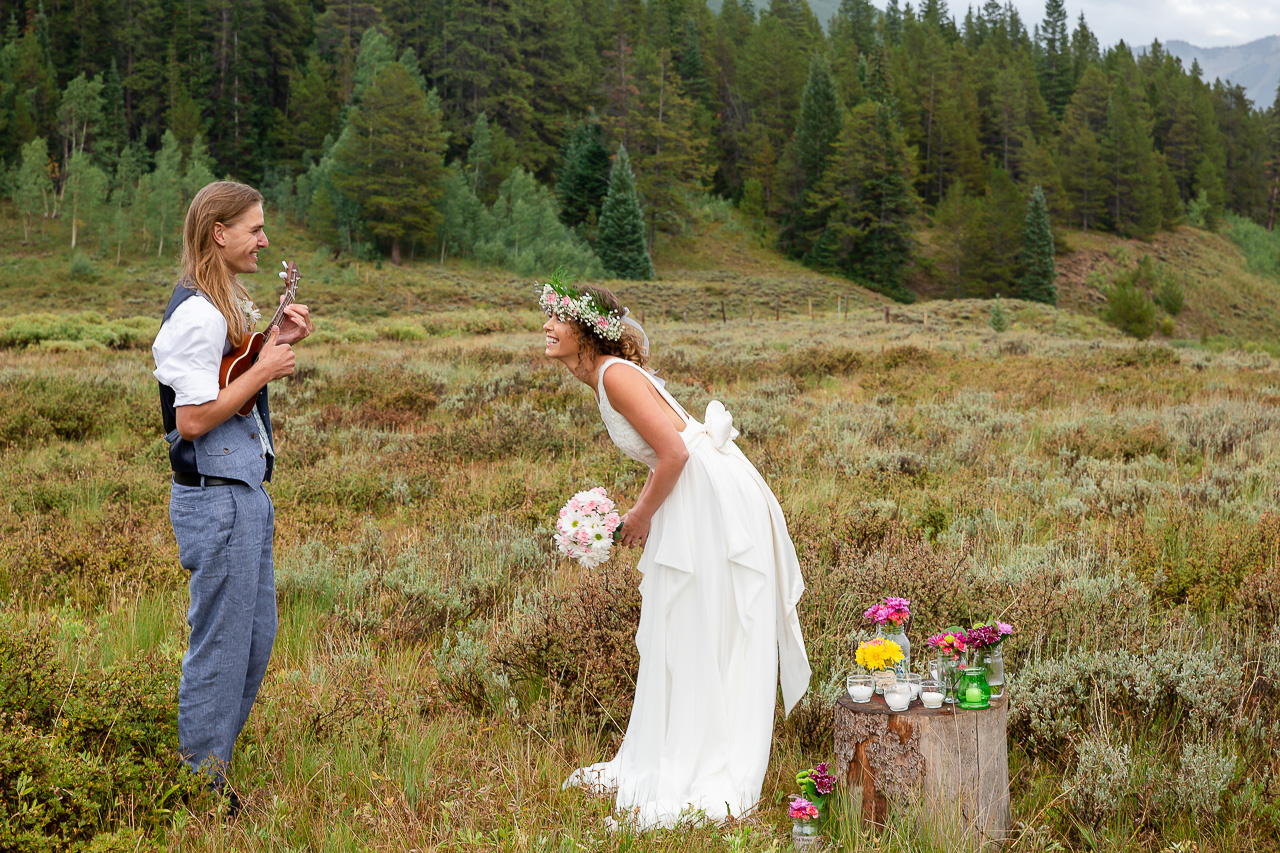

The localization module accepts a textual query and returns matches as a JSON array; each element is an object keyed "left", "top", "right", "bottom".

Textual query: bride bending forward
[{"left": 542, "top": 276, "right": 811, "bottom": 829}]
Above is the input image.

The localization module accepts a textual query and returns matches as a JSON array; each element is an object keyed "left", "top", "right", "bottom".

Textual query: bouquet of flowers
[
  {"left": 967, "top": 619, "right": 1013, "bottom": 647},
  {"left": 789, "top": 796, "right": 820, "bottom": 821},
  {"left": 855, "top": 637, "right": 904, "bottom": 671},
  {"left": 553, "top": 487, "right": 622, "bottom": 568},
  {"left": 796, "top": 762, "right": 836, "bottom": 808},
  {"left": 863, "top": 596, "right": 911, "bottom": 628},
  {"left": 925, "top": 629, "right": 968, "bottom": 660}
]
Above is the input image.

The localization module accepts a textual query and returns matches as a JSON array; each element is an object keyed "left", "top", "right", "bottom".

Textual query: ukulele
[{"left": 218, "top": 260, "right": 300, "bottom": 416}]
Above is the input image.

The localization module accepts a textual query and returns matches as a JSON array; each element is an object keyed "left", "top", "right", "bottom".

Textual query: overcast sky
[{"left": 993, "top": 1, "right": 1280, "bottom": 49}]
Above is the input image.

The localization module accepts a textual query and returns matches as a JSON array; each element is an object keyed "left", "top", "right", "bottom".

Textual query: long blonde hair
[{"left": 180, "top": 181, "right": 263, "bottom": 347}]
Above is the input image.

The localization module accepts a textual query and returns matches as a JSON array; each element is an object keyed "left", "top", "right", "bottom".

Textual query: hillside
[
  {"left": 1054, "top": 225, "right": 1280, "bottom": 344},
  {"left": 1166, "top": 36, "right": 1280, "bottom": 108},
  {"left": 2, "top": 201, "right": 1278, "bottom": 350}
]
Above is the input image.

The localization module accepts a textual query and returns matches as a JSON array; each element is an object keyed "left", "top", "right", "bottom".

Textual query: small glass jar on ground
[
  {"left": 846, "top": 673, "right": 874, "bottom": 704},
  {"left": 983, "top": 647, "right": 1005, "bottom": 698},
  {"left": 792, "top": 818, "right": 822, "bottom": 850}
]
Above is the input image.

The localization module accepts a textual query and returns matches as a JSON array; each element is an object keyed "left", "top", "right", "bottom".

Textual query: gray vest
[{"left": 159, "top": 284, "right": 273, "bottom": 486}]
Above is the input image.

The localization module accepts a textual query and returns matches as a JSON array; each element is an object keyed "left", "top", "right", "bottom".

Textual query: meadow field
[{"left": 1, "top": 214, "right": 1279, "bottom": 852}]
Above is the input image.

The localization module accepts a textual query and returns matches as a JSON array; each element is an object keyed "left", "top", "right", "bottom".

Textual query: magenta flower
[
  {"left": 811, "top": 763, "right": 835, "bottom": 795},
  {"left": 789, "top": 797, "right": 820, "bottom": 820}
]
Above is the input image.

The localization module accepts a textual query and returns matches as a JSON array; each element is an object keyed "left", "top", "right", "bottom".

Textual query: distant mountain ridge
[{"left": 1153, "top": 37, "right": 1280, "bottom": 108}]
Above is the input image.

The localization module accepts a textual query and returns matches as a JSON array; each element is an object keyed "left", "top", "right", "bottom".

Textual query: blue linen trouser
[{"left": 169, "top": 481, "right": 276, "bottom": 784}]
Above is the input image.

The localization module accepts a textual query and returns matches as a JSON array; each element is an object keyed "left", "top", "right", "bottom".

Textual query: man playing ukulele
[{"left": 152, "top": 181, "right": 313, "bottom": 811}]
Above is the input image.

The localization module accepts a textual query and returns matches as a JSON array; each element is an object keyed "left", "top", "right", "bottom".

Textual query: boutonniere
[{"left": 237, "top": 297, "right": 261, "bottom": 329}]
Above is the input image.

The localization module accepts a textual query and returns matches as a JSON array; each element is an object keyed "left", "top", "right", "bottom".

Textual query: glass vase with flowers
[
  {"left": 967, "top": 619, "right": 1013, "bottom": 698},
  {"left": 856, "top": 636, "right": 905, "bottom": 695},
  {"left": 864, "top": 597, "right": 912, "bottom": 680},
  {"left": 925, "top": 629, "right": 968, "bottom": 703}
]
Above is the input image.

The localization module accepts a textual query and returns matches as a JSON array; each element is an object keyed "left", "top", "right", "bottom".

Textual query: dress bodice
[{"left": 596, "top": 358, "right": 691, "bottom": 468}]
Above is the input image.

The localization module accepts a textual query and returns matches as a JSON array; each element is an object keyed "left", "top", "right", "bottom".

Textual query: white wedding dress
[{"left": 564, "top": 357, "right": 811, "bottom": 829}]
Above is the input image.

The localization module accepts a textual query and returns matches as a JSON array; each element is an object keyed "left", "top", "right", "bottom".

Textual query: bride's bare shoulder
[{"left": 600, "top": 359, "right": 649, "bottom": 398}]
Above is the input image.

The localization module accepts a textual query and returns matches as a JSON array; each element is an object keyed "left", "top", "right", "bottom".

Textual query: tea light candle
[
  {"left": 885, "top": 688, "right": 910, "bottom": 711},
  {"left": 965, "top": 685, "right": 984, "bottom": 705},
  {"left": 849, "top": 683, "right": 874, "bottom": 703},
  {"left": 921, "top": 690, "right": 944, "bottom": 708}
]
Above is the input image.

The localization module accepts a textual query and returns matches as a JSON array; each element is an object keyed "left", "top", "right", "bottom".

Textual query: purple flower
[
  {"left": 790, "top": 797, "right": 820, "bottom": 820},
  {"left": 812, "top": 763, "right": 835, "bottom": 794},
  {"left": 964, "top": 624, "right": 1002, "bottom": 649}
]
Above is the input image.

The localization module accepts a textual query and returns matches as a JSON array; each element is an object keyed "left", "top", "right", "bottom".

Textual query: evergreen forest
[{"left": 3, "top": 0, "right": 1280, "bottom": 302}]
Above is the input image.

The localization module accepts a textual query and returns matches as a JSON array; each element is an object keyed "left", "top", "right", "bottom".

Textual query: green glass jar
[{"left": 957, "top": 661, "right": 991, "bottom": 709}]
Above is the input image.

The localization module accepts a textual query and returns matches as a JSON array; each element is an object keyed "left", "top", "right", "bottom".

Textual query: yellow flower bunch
[{"left": 855, "top": 637, "right": 904, "bottom": 671}]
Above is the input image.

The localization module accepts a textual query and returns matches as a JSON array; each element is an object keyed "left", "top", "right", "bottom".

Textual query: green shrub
[
  {"left": 1104, "top": 279, "right": 1156, "bottom": 339},
  {"left": 1225, "top": 212, "right": 1280, "bottom": 277},
  {"left": 495, "top": 563, "right": 642, "bottom": 732},
  {"left": 1155, "top": 274, "right": 1185, "bottom": 317},
  {"left": 0, "top": 627, "right": 204, "bottom": 852},
  {"left": 68, "top": 252, "right": 97, "bottom": 281},
  {"left": 989, "top": 297, "right": 1010, "bottom": 332}
]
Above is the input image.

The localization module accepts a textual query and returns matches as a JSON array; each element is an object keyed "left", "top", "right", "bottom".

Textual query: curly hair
[{"left": 567, "top": 285, "right": 649, "bottom": 368}]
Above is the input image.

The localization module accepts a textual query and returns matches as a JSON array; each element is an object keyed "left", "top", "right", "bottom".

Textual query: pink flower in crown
[
  {"left": 561, "top": 296, "right": 572, "bottom": 306},
  {"left": 596, "top": 317, "right": 609, "bottom": 329}
]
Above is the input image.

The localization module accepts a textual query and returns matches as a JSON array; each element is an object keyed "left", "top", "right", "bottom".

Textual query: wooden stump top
[{"left": 835, "top": 692, "right": 1008, "bottom": 717}]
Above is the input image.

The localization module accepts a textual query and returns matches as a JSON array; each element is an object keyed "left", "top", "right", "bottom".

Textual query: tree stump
[{"left": 834, "top": 693, "right": 1010, "bottom": 846}]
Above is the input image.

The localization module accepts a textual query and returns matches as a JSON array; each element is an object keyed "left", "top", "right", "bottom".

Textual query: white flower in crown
[
  {"left": 237, "top": 297, "right": 261, "bottom": 330},
  {"left": 535, "top": 270, "right": 623, "bottom": 342}
]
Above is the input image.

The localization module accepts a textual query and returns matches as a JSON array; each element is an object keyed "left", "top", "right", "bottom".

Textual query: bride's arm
[{"left": 603, "top": 364, "right": 688, "bottom": 547}]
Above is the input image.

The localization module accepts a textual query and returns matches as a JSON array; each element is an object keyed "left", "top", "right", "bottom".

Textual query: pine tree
[
  {"left": 609, "top": 48, "right": 711, "bottom": 249},
  {"left": 778, "top": 51, "right": 844, "bottom": 258},
  {"left": 1016, "top": 185, "right": 1056, "bottom": 304},
  {"left": 597, "top": 145, "right": 654, "bottom": 280},
  {"left": 1102, "top": 70, "right": 1163, "bottom": 239},
  {"left": 331, "top": 64, "right": 449, "bottom": 265},
  {"left": 884, "top": 0, "right": 904, "bottom": 46},
  {"left": 932, "top": 181, "right": 985, "bottom": 297},
  {"left": 1266, "top": 83, "right": 1280, "bottom": 231},
  {"left": 1214, "top": 81, "right": 1269, "bottom": 222},
  {"left": 807, "top": 100, "right": 919, "bottom": 302},
  {"left": 1057, "top": 66, "right": 1108, "bottom": 231},
  {"left": 677, "top": 19, "right": 712, "bottom": 107},
  {"left": 276, "top": 51, "right": 340, "bottom": 170},
  {"left": 555, "top": 119, "right": 611, "bottom": 229},
  {"left": 1035, "top": 0, "right": 1071, "bottom": 117}
]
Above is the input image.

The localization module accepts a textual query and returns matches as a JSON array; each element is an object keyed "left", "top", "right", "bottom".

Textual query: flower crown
[{"left": 536, "top": 272, "right": 623, "bottom": 342}]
